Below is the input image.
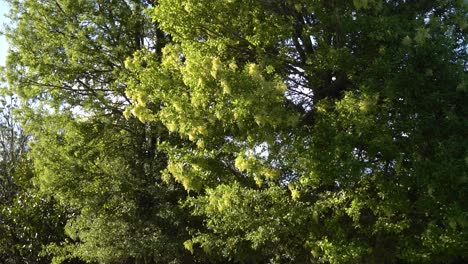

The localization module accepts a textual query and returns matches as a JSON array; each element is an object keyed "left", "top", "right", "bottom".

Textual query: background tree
[
  {"left": 4, "top": 0, "right": 193, "bottom": 263},
  {"left": 0, "top": 94, "right": 27, "bottom": 203},
  {"left": 0, "top": 87, "right": 77, "bottom": 263}
]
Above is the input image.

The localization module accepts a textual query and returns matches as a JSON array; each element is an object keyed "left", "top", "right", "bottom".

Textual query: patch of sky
[{"left": 0, "top": 0, "right": 10, "bottom": 67}]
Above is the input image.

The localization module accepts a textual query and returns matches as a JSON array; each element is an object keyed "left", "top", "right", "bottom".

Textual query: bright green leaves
[
  {"left": 4, "top": 0, "right": 467, "bottom": 263},
  {"left": 153, "top": 0, "right": 291, "bottom": 49},
  {"left": 124, "top": 40, "right": 297, "bottom": 192},
  {"left": 235, "top": 153, "right": 280, "bottom": 186},
  {"left": 6, "top": 0, "right": 147, "bottom": 112},
  {"left": 187, "top": 183, "right": 314, "bottom": 262},
  {"left": 166, "top": 160, "right": 204, "bottom": 192},
  {"left": 316, "top": 237, "right": 368, "bottom": 264},
  {"left": 126, "top": 42, "right": 295, "bottom": 135}
]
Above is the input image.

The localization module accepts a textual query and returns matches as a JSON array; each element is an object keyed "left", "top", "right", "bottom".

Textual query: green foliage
[
  {"left": 4, "top": 0, "right": 192, "bottom": 263},
  {"left": 28, "top": 112, "right": 191, "bottom": 263},
  {"left": 128, "top": 0, "right": 467, "bottom": 263},
  {"left": 3, "top": 0, "right": 468, "bottom": 263},
  {"left": 0, "top": 92, "right": 72, "bottom": 263},
  {"left": 186, "top": 183, "right": 315, "bottom": 263},
  {"left": 0, "top": 157, "right": 72, "bottom": 264}
]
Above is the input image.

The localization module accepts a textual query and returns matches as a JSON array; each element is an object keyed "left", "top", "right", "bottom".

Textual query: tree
[
  {"left": 0, "top": 87, "right": 76, "bottom": 263},
  {"left": 125, "top": 0, "right": 467, "bottom": 263},
  {"left": 4, "top": 0, "right": 193, "bottom": 263},
  {"left": 4, "top": 0, "right": 468, "bottom": 263},
  {"left": 0, "top": 94, "right": 27, "bottom": 203},
  {"left": 0, "top": 151, "right": 75, "bottom": 264}
]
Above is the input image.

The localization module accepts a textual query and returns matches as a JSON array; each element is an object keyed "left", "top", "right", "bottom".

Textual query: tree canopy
[{"left": 1, "top": 0, "right": 467, "bottom": 263}]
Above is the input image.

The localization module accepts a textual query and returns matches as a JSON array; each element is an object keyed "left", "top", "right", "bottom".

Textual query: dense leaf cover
[{"left": 1, "top": 0, "right": 467, "bottom": 263}]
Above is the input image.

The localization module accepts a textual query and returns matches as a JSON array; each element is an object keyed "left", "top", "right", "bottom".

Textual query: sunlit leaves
[{"left": 3, "top": 0, "right": 467, "bottom": 263}]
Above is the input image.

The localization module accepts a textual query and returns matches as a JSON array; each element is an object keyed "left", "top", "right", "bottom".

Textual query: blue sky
[{"left": 0, "top": 0, "right": 10, "bottom": 67}]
